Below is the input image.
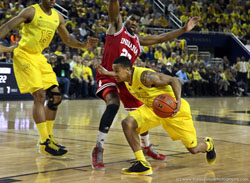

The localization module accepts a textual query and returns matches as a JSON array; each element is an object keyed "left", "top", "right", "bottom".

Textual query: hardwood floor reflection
[{"left": 0, "top": 97, "right": 249, "bottom": 183}]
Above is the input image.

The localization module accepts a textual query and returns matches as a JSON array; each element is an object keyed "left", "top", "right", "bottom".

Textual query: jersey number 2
[{"left": 120, "top": 48, "right": 132, "bottom": 60}]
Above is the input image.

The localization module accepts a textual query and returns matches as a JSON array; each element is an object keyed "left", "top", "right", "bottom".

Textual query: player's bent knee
[
  {"left": 122, "top": 117, "right": 137, "bottom": 130},
  {"left": 53, "top": 95, "right": 62, "bottom": 104},
  {"left": 46, "top": 85, "right": 62, "bottom": 111},
  {"left": 32, "top": 89, "right": 46, "bottom": 103}
]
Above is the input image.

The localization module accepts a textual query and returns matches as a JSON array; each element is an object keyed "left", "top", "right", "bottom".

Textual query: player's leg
[
  {"left": 140, "top": 132, "right": 166, "bottom": 160},
  {"left": 45, "top": 85, "right": 66, "bottom": 149},
  {"left": 91, "top": 86, "right": 120, "bottom": 170},
  {"left": 121, "top": 116, "right": 152, "bottom": 175},
  {"left": 13, "top": 52, "right": 67, "bottom": 156},
  {"left": 186, "top": 137, "right": 216, "bottom": 165},
  {"left": 118, "top": 83, "right": 165, "bottom": 160},
  {"left": 32, "top": 88, "right": 67, "bottom": 156},
  {"left": 165, "top": 98, "right": 216, "bottom": 165},
  {"left": 40, "top": 55, "right": 67, "bottom": 154}
]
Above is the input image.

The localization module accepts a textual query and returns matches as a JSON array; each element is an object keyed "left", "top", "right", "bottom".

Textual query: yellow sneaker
[
  {"left": 39, "top": 139, "right": 68, "bottom": 157},
  {"left": 49, "top": 135, "right": 66, "bottom": 149},
  {"left": 205, "top": 137, "right": 216, "bottom": 165},
  {"left": 122, "top": 160, "right": 153, "bottom": 176}
]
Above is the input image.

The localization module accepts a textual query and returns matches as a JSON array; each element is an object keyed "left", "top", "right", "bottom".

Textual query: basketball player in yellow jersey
[
  {"left": 97, "top": 56, "right": 216, "bottom": 175},
  {"left": 0, "top": 0, "right": 98, "bottom": 156}
]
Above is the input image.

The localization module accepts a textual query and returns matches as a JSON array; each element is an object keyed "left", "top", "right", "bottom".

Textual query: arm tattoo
[{"left": 141, "top": 71, "right": 157, "bottom": 86}]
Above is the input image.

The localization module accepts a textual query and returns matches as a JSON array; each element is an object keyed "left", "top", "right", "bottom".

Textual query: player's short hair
[
  {"left": 113, "top": 56, "right": 132, "bottom": 69},
  {"left": 127, "top": 9, "right": 142, "bottom": 17}
]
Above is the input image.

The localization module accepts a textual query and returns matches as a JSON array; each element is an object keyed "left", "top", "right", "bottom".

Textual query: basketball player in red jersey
[{"left": 91, "top": 0, "right": 200, "bottom": 170}]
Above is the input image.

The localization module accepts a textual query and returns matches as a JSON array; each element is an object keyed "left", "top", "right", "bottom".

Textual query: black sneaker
[
  {"left": 205, "top": 137, "right": 216, "bottom": 165},
  {"left": 122, "top": 160, "right": 152, "bottom": 175},
  {"left": 49, "top": 135, "right": 66, "bottom": 149},
  {"left": 39, "top": 139, "right": 68, "bottom": 156}
]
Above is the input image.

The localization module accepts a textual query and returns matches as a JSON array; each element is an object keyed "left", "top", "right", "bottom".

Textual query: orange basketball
[{"left": 152, "top": 94, "right": 177, "bottom": 118}]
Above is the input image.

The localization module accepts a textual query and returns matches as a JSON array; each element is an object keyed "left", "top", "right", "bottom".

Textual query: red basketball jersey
[{"left": 96, "top": 25, "right": 141, "bottom": 81}]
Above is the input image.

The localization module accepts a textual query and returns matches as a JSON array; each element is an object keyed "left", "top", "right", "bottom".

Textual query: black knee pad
[
  {"left": 46, "top": 85, "right": 62, "bottom": 111},
  {"left": 99, "top": 104, "right": 119, "bottom": 132}
]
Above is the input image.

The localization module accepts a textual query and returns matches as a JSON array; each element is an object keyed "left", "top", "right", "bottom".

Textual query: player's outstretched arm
[
  {"left": 140, "top": 71, "right": 181, "bottom": 114},
  {"left": 0, "top": 7, "right": 34, "bottom": 39},
  {"left": 0, "top": 45, "right": 18, "bottom": 53},
  {"left": 58, "top": 14, "right": 98, "bottom": 49},
  {"left": 107, "top": 0, "right": 123, "bottom": 34},
  {"left": 139, "top": 16, "right": 200, "bottom": 46},
  {"left": 96, "top": 64, "right": 116, "bottom": 77}
]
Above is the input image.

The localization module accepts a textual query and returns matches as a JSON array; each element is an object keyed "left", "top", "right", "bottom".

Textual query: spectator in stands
[
  {"left": 89, "top": 58, "right": 98, "bottom": 97},
  {"left": 224, "top": 67, "right": 238, "bottom": 95},
  {"left": 145, "top": 46, "right": 155, "bottom": 61},
  {"left": 54, "top": 45, "right": 63, "bottom": 56},
  {"left": 5, "top": 52, "right": 12, "bottom": 63},
  {"left": 79, "top": 23, "right": 88, "bottom": 40},
  {"left": 65, "top": 51, "right": 72, "bottom": 64},
  {"left": 168, "top": 52, "right": 177, "bottom": 65},
  {"left": 82, "top": 48, "right": 94, "bottom": 60},
  {"left": 192, "top": 65, "right": 202, "bottom": 96},
  {"left": 82, "top": 56, "right": 95, "bottom": 97},
  {"left": 167, "top": 0, "right": 178, "bottom": 14},
  {"left": 202, "top": 66, "right": 215, "bottom": 96},
  {"left": 173, "top": 55, "right": 183, "bottom": 74},
  {"left": 69, "top": 54, "right": 77, "bottom": 73},
  {"left": 154, "top": 47, "right": 164, "bottom": 62},
  {"left": 164, "top": 62, "right": 175, "bottom": 76},
  {"left": 54, "top": 55, "right": 70, "bottom": 99},
  {"left": 203, "top": 55, "right": 211, "bottom": 68},
  {"left": 92, "top": 20, "right": 106, "bottom": 42},
  {"left": 222, "top": 55, "right": 230, "bottom": 69},
  {"left": 235, "top": 56, "right": 248, "bottom": 84},
  {"left": 70, "top": 56, "right": 83, "bottom": 98},
  {"left": 216, "top": 68, "right": 229, "bottom": 96},
  {"left": 176, "top": 65, "right": 192, "bottom": 97}
]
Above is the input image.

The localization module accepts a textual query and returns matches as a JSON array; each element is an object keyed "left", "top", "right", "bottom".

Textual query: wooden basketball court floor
[{"left": 0, "top": 97, "right": 250, "bottom": 183}]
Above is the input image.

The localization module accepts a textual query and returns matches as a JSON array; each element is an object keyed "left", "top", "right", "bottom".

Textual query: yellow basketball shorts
[
  {"left": 128, "top": 98, "right": 197, "bottom": 148},
  {"left": 13, "top": 48, "right": 58, "bottom": 94}
]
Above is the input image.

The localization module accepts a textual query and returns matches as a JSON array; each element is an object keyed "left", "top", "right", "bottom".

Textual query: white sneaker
[{"left": 63, "top": 94, "right": 69, "bottom": 99}]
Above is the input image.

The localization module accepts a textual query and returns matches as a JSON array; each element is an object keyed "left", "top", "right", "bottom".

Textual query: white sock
[
  {"left": 97, "top": 131, "right": 108, "bottom": 148},
  {"left": 141, "top": 134, "right": 150, "bottom": 147}
]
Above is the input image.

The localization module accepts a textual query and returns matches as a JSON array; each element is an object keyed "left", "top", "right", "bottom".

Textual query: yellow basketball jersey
[
  {"left": 18, "top": 4, "right": 59, "bottom": 54},
  {"left": 125, "top": 67, "right": 175, "bottom": 108}
]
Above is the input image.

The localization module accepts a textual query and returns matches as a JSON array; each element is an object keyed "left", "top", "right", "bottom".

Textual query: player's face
[
  {"left": 125, "top": 14, "right": 140, "bottom": 35},
  {"left": 42, "top": 0, "right": 56, "bottom": 8},
  {"left": 112, "top": 64, "right": 130, "bottom": 82}
]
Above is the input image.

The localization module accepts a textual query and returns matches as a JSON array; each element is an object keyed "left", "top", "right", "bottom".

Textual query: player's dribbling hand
[
  {"left": 172, "top": 99, "right": 181, "bottom": 116},
  {"left": 183, "top": 16, "right": 200, "bottom": 32},
  {"left": 85, "top": 37, "right": 99, "bottom": 49}
]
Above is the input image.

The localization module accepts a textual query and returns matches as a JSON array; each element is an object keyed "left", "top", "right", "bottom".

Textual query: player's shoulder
[{"left": 16, "top": 5, "right": 35, "bottom": 20}]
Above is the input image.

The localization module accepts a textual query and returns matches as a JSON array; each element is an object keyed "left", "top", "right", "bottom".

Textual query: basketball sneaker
[
  {"left": 49, "top": 135, "right": 66, "bottom": 149},
  {"left": 39, "top": 139, "right": 68, "bottom": 157},
  {"left": 91, "top": 142, "right": 104, "bottom": 170},
  {"left": 205, "top": 137, "right": 216, "bottom": 165},
  {"left": 142, "top": 144, "right": 166, "bottom": 160},
  {"left": 122, "top": 160, "right": 153, "bottom": 175}
]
